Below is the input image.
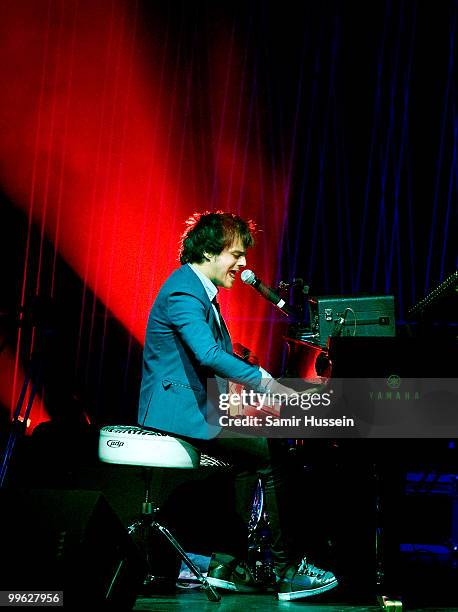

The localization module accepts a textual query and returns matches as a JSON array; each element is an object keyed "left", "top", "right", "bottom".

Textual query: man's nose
[{"left": 238, "top": 255, "right": 246, "bottom": 267}]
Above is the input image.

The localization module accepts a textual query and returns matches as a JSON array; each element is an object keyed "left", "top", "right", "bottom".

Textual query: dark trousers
[{"left": 190, "top": 436, "right": 299, "bottom": 570}]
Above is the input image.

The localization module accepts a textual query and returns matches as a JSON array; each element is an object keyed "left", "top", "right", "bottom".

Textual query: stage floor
[{"left": 133, "top": 591, "right": 456, "bottom": 611}]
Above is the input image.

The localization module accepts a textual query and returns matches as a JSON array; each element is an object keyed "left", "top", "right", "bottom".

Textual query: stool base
[{"left": 128, "top": 518, "right": 220, "bottom": 602}]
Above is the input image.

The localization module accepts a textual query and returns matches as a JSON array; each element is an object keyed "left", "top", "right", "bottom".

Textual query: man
[{"left": 138, "top": 211, "right": 338, "bottom": 601}]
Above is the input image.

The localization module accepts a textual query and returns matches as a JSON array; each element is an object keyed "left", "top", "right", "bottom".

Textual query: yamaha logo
[
  {"left": 107, "top": 440, "right": 124, "bottom": 448},
  {"left": 386, "top": 374, "right": 401, "bottom": 389}
]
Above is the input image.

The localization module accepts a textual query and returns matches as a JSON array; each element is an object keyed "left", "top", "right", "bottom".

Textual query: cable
[
  {"left": 331, "top": 307, "right": 357, "bottom": 337},
  {"left": 343, "top": 307, "right": 357, "bottom": 336}
]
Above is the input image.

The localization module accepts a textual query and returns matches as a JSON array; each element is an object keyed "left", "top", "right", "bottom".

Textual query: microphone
[{"left": 241, "top": 269, "right": 291, "bottom": 316}]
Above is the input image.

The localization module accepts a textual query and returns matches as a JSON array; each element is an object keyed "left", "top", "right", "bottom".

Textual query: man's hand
[
  {"left": 266, "top": 378, "right": 329, "bottom": 415},
  {"left": 268, "top": 376, "right": 329, "bottom": 398}
]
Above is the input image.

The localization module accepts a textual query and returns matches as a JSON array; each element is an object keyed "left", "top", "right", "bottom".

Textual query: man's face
[{"left": 206, "top": 237, "right": 247, "bottom": 289}]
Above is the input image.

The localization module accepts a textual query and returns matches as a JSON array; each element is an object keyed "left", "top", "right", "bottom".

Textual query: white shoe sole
[{"left": 277, "top": 578, "right": 338, "bottom": 601}]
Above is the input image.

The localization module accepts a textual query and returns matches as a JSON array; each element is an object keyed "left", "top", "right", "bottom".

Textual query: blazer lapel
[{"left": 181, "top": 264, "right": 232, "bottom": 353}]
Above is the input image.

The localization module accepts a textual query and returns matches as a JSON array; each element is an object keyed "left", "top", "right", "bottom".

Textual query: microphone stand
[
  {"left": 0, "top": 352, "right": 43, "bottom": 488},
  {"left": 0, "top": 302, "right": 52, "bottom": 488}
]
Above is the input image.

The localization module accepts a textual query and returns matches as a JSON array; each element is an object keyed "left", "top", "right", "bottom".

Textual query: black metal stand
[
  {"left": 127, "top": 468, "right": 220, "bottom": 602},
  {"left": 0, "top": 298, "right": 55, "bottom": 488},
  {"left": 374, "top": 460, "right": 403, "bottom": 611},
  {"left": 0, "top": 350, "right": 42, "bottom": 488}
]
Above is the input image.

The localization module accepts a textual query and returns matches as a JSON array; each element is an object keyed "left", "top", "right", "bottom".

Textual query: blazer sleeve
[{"left": 168, "top": 290, "right": 263, "bottom": 389}]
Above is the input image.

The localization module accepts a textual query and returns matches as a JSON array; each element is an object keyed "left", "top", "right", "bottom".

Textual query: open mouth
[{"left": 228, "top": 270, "right": 237, "bottom": 280}]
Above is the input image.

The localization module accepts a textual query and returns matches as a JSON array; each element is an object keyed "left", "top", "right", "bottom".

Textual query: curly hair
[{"left": 179, "top": 211, "right": 256, "bottom": 264}]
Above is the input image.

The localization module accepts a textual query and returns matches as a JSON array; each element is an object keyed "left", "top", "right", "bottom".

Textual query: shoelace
[{"left": 297, "top": 557, "right": 326, "bottom": 578}]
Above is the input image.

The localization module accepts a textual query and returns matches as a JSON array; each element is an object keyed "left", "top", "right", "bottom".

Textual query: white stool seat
[{"left": 98, "top": 425, "right": 200, "bottom": 469}]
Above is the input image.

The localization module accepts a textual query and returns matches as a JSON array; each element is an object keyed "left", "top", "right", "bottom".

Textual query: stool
[{"left": 98, "top": 425, "right": 220, "bottom": 602}]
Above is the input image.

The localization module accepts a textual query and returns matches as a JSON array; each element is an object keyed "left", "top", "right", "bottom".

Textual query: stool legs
[
  {"left": 154, "top": 522, "right": 220, "bottom": 602},
  {"left": 129, "top": 468, "right": 220, "bottom": 603}
]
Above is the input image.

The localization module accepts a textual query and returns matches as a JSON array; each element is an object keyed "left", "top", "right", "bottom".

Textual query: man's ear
[{"left": 203, "top": 252, "right": 213, "bottom": 261}]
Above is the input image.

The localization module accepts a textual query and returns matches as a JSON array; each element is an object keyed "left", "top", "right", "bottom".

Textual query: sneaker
[
  {"left": 276, "top": 557, "right": 338, "bottom": 601},
  {"left": 206, "top": 554, "right": 261, "bottom": 593}
]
